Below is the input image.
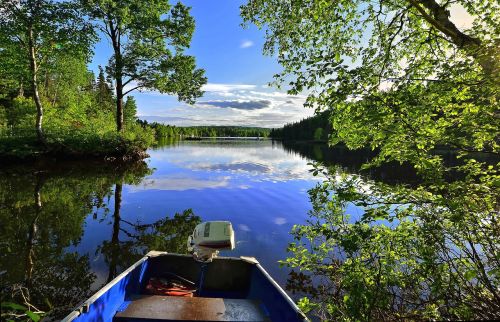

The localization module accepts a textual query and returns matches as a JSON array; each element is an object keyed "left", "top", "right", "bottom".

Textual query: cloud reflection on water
[
  {"left": 128, "top": 175, "right": 231, "bottom": 192},
  {"left": 194, "top": 161, "right": 271, "bottom": 173},
  {"left": 148, "top": 141, "right": 324, "bottom": 186},
  {"left": 274, "top": 217, "right": 287, "bottom": 225},
  {"left": 238, "top": 224, "right": 251, "bottom": 232}
]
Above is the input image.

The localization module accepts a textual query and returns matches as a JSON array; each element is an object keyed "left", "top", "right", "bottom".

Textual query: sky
[
  {"left": 87, "top": 1, "right": 474, "bottom": 128},
  {"left": 88, "top": 0, "right": 315, "bottom": 128}
]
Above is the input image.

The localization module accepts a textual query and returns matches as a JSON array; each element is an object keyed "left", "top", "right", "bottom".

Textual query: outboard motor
[
  {"left": 187, "top": 221, "right": 235, "bottom": 262},
  {"left": 187, "top": 221, "right": 235, "bottom": 296}
]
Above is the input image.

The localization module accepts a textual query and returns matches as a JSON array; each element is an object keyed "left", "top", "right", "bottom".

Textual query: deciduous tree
[
  {"left": 82, "top": 0, "right": 207, "bottom": 132},
  {"left": 242, "top": 0, "right": 499, "bottom": 319},
  {"left": 0, "top": 0, "right": 94, "bottom": 144}
]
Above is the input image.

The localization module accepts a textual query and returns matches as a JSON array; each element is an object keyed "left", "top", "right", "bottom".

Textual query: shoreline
[
  {"left": 0, "top": 134, "right": 152, "bottom": 166},
  {"left": 0, "top": 148, "right": 149, "bottom": 166},
  {"left": 0, "top": 138, "right": 328, "bottom": 165}
]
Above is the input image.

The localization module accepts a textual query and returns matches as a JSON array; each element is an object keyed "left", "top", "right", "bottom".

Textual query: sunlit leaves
[
  {"left": 244, "top": 1, "right": 499, "bottom": 319},
  {"left": 282, "top": 162, "right": 499, "bottom": 320}
]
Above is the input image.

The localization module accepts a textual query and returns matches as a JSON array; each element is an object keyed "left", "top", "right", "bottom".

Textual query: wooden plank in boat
[{"left": 114, "top": 295, "right": 270, "bottom": 321}]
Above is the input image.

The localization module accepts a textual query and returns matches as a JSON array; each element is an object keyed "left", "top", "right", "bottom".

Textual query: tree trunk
[
  {"left": 110, "top": 23, "right": 124, "bottom": 132},
  {"left": 25, "top": 174, "right": 43, "bottom": 287},
  {"left": 28, "top": 26, "right": 46, "bottom": 145},
  {"left": 106, "top": 183, "right": 122, "bottom": 283},
  {"left": 116, "top": 78, "right": 124, "bottom": 132},
  {"left": 18, "top": 78, "right": 24, "bottom": 97}
]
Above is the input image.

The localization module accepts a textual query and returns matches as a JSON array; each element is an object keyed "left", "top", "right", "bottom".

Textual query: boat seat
[{"left": 114, "top": 295, "right": 270, "bottom": 321}]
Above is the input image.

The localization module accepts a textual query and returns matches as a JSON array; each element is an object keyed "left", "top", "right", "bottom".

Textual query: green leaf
[
  {"left": 25, "top": 311, "right": 41, "bottom": 322},
  {"left": 1, "top": 302, "right": 27, "bottom": 311},
  {"left": 464, "top": 270, "right": 477, "bottom": 281}
]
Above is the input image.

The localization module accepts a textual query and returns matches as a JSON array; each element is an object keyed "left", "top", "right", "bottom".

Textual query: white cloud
[
  {"left": 202, "top": 83, "right": 257, "bottom": 92},
  {"left": 240, "top": 40, "right": 254, "bottom": 49},
  {"left": 248, "top": 91, "right": 292, "bottom": 98},
  {"left": 137, "top": 81, "right": 315, "bottom": 128}
]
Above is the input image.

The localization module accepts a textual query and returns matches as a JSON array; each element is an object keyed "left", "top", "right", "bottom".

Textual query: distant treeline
[
  {"left": 137, "top": 110, "right": 332, "bottom": 141},
  {"left": 270, "top": 111, "right": 331, "bottom": 141},
  {"left": 137, "top": 121, "right": 271, "bottom": 138}
]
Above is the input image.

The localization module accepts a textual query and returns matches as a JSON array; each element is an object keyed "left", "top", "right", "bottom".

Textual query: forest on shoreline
[
  {"left": 139, "top": 122, "right": 271, "bottom": 139},
  {"left": 269, "top": 111, "right": 331, "bottom": 142},
  {"left": 0, "top": 0, "right": 206, "bottom": 162}
]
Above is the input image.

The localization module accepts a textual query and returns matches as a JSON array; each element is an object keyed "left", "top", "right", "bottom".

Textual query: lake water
[
  {"left": 1, "top": 139, "right": 416, "bottom": 318},
  {"left": 0, "top": 139, "right": 335, "bottom": 317},
  {"left": 79, "top": 140, "right": 323, "bottom": 287},
  {"left": 5, "top": 138, "right": 497, "bottom": 321}
]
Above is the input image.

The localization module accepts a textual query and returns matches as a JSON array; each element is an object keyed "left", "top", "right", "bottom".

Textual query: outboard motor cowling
[{"left": 187, "top": 221, "right": 235, "bottom": 262}]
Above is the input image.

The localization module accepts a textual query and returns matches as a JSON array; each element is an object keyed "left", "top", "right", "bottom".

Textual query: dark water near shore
[{"left": 0, "top": 139, "right": 408, "bottom": 318}]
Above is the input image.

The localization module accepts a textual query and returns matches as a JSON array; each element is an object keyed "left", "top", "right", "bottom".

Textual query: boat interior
[{"left": 67, "top": 253, "right": 305, "bottom": 322}]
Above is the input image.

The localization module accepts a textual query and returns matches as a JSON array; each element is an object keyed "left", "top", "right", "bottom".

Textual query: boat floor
[{"left": 114, "top": 295, "right": 270, "bottom": 322}]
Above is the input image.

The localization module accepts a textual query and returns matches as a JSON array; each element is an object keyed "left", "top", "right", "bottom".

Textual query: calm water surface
[
  {"left": 82, "top": 140, "right": 321, "bottom": 286},
  {"left": 3, "top": 139, "right": 353, "bottom": 317},
  {"left": 3, "top": 139, "right": 491, "bottom": 319}
]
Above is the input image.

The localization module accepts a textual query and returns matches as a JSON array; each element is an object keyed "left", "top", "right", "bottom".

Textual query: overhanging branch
[
  {"left": 123, "top": 85, "right": 140, "bottom": 96},
  {"left": 407, "top": 0, "right": 480, "bottom": 48},
  {"left": 407, "top": 0, "right": 498, "bottom": 77}
]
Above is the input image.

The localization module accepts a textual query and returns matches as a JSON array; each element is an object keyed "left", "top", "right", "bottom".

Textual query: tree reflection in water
[
  {"left": 98, "top": 183, "right": 201, "bottom": 284},
  {"left": 0, "top": 161, "right": 200, "bottom": 320}
]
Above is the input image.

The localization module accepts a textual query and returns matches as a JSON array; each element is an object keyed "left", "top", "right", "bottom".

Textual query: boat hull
[{"left": 62, "top": 252, "right": 307, "bottom": 322}]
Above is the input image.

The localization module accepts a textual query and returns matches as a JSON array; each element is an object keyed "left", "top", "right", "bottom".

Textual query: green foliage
[
  {"left": 0, "top": 0, "right": 95, "bottom": 63},
  {"left": 132, "top": 209, "right": 201, "bottom": 254},
  {"left": 179, "top": 126, "right": 271, "bottom": 138},
  {"left": 124, "top": 96, "right": 138, "bottom": 124},
  {"left": 313, "top": 128, "right": 324, "bottom": 141},
  {"left": 0, "top": 0, "right": 201, "bottom": 155},
  {"left": 6, "top": 97, "right": 36, "bottom": 132},
  {"left": 95, "top": 66, "right": 115, "bottom": 113},
  {"left": 0, "top": 0, "right": 96, "bottom": 140},
  {"left": 82, "top": 0, "right": 207, "bottom": 131},
  {"left": 1, "top": 301, "right": 43, "bottom": 322},
  {"left": 97, "top": 207, "right": 202, "bottom": 275},
  {"left": 0, "top": 53, "right": 155, "bottom": 159},
  {"left": 0, "top": 106, "right": 6, "bottom": 136},
  {"left": 271, "top": 111, "right": 331, "bottom": 141},
  {"left": 284, "top": 163, "right": 499, "bottom": 320},
  {"left": 243, "top": 0, "right": 499, "bottom": 320}
]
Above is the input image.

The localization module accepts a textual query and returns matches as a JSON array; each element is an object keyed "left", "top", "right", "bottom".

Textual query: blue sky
[{"left": 88, "top": 0, "right": 314, "bottom": 128}]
